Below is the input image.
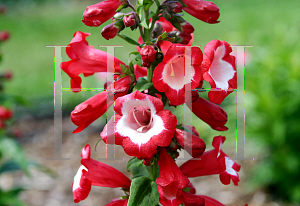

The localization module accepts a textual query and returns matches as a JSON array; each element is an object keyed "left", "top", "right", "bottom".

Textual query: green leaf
[
  {"left": 0, "top": 137, "right": 30, "bottom": 176},
  {"left": 140, "top": 19, "right": 149, "bottom": 29},
  {"left": 145, "top": 1, "right": 154, "bottom": 10},
  {"left": 126, "top": 157, "right": 150, "bottom": 178},
  {"left": 128, "top": 176, "right": 159, "bottom": 206},
  {"left": 118, "top": 34, "right": 141, "bottom": 46},
  {"left": 133, "top": 77, "right": 149, "bottom": 91},
  {"left": 138, "top": 0, "right": 144, "bottom": 5}
]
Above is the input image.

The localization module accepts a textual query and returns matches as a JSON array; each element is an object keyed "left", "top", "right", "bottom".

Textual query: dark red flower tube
[
  {"left": 82, "top": 0, "right": 122, "bottom": 27},
  {"left": 180, "top": 22, "right": 194, "bottom": 34},
  {"left": 71, "top": 76, "right": 131, "bottom": 133},
  {"left": 101, "top": 22, "right": 123, "bottom": 40},
  {"left": 181, "top": 0, "right": 220, "bottom": 24},
  {"left": 156, "top": 147, "right": 190, "bottom": 205},
  {"left": 188, "top": 91, "right": 228, "bottom": 131},
  {"left": 140, "top": 45, "right": 157, "bottom": 67},
  {"left": 174, "top": 128, "right": 206, "bottom": 157}
]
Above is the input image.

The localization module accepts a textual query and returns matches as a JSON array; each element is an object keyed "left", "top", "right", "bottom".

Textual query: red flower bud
[
  {"left": 4, "top": 71, "right": 12, "bottom": 80},
  {"left": 0, "top": 31, "right": 10, "bottom": 41},
  {"left": 140, "top": 45, "right": 157, "bottom": 67},
  {"left": 123, "top": 13, "right": 135, "bottom": 27},
  {"left": 82, "top": 0, "right": 122, "bottom": 27},
  {"left": 167, "top": 2, "right": 183, "bottom": 13},
  {"left": 177, "top": 32, "right": 192, "bottom": 45},
  {"left": 0, "top": 106, "right": 13, "bottom": 120},
  {"left": 188, "top": 92, "right": 228, "bottom": 131},
  {"left": 101, "top": 22, "right": 121, "bottom": 40},
  {"left": 182, "top": 0, "right": 220, "bottom": 24},
  {"left": 174, "top": 128, "right": 206, "bottom": 157},
  {"left": 180, "top": 22, "right": 194, "bottom": 34}
]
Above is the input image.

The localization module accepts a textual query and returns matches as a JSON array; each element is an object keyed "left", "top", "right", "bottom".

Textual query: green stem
[
  {"left": 144, "top": 9, "right": 150, "bottom": 41},
  {"left": 149, "top": 0, "right": 161, "bottom": 32},
  {"left": 150, "top": 157, "right": 158, "bottom": 181},
  {"left": 148, "top": 64, "right": 154, "bottom": 82}
]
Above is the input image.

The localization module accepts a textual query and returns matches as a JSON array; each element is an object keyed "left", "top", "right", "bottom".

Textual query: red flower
[
  {"left": 61, "top": 31, "right": 125, "bottom": 92},
  {"left": 156, "top": 147, "right": 190, "bottom": 206},
  {"left": 100, "top": 90, "right": 177, "bottom": 159},
  {"left": 0, "top": 31, "right": 10, "bottom": 41},
  {"left": 101, "top": 22, "right": 122, "bottom": 40},
  {"left": 105, "top": 198, "right": 128, "bottom": 206},
  {"left": 152, "top": 41, "right": 202, "bottom": 105},
  {"left": 174, "top": 128, "right": 206, "bottom": 157},
  {"left": 180, "top": 136, "right": 241, "bottom": 186},
  {"left": 82, "top": 0, "right": 122, "bottom": 27},
  {"left": 181, "top": 0, "right": 220, "bottom": 24},
  {"left": 188, "top": 91, "right": 228, "bottom": 131},
  {"left": 71, "top": 76, "right": 131, "bottom": 133},
  {"left": 0, "top": 106, "right": 13, "bottom": 121},
  {"left": 140, "top": 45, "right": 157, "bottom": 67},
  {"left": 73, "top": 145, "right": 131, "bottom": 203},
  {"left": 182, "top": 192, "right": 205, "bottom": 206},
  {"left": 201, "top": 40, "right": 237, "bottom": 104}
]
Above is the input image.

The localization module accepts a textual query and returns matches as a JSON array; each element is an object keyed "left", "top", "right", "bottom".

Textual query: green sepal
[{"left": 116, "top": 3, "right": 129, "bottom": 12}]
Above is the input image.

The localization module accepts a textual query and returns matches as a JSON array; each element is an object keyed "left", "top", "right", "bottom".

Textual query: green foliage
[
  {"left": 126, "top": 157, "right": 150, "bottom": 178},
  {"left": 245, "top": 5, "right": 300, "bottom": 203},
  {"left": 128, "top": 176, "right": 159, "bottom": 206}
]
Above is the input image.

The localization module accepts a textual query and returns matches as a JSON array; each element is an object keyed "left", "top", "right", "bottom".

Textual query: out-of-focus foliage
[{"left": 246, "top": 12, "right": 300, "bottom": 204}]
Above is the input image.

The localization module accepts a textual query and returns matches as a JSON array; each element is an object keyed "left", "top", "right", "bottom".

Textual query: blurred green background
[{"left": 1, "top": 0, "right": 300, "bottom": 205}]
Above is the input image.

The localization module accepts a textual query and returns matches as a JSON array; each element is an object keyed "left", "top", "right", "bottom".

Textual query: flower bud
[
  {"left": 167, "top": 2, "right": 183, "bottom": 13},
  {"left": 140, "top": 45, "right": 157, "bottom": 67},
  {"left": 0, "top": 106, "right": 13, "bottom": 121},
  {"left": 180, "top": 21, "right": 194, "bottom": 34},
  {"left": 82, "top": 0, "right": 122, "bottom": 27},
  {"left": 101, "top": 21, "right": 124, "bottom": 40},
  {"left": 177, "top": 32, "right": 192, "bottom": 45},
  {"left": 181, "top": 0, "right": 220, "bottom": 24},
  {"left": 151, "top": 22, "right": 163, "bottom": 39},
  {"left": 123, "top": 13, "right": 136, "bottom": 27},
  {"left": 188, "top": 93, "right": 228, "bottom": 131},
  {"left": 0, "top": 31, "right": 10, "bottom": 42}
]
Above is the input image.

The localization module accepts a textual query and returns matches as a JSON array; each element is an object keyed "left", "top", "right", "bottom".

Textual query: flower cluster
[{"left": 61, "top": 0, "right": 241, "bottom": 205}]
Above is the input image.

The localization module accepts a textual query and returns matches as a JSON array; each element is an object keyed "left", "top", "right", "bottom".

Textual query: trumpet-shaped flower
[
  {"left": 153, "top": 41, "right": 202, "bottom": 105},
  {"left": 201, "top": 40, "right": 237, "bottom": 104},
  {"left": 73, "top": 145, "right": 131, "bottom": 203},
  {"left": 61, "top": 31, "right": 125, "bottom": 92},
  {"left": 180, "top": 136, "right": 241, "bottom": 186},
  {"left": 101, "top": 90, "right": 177, "bottom": 159},
  {"left": 156, "top": 147, "right": 190, "bottom": 206}
]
